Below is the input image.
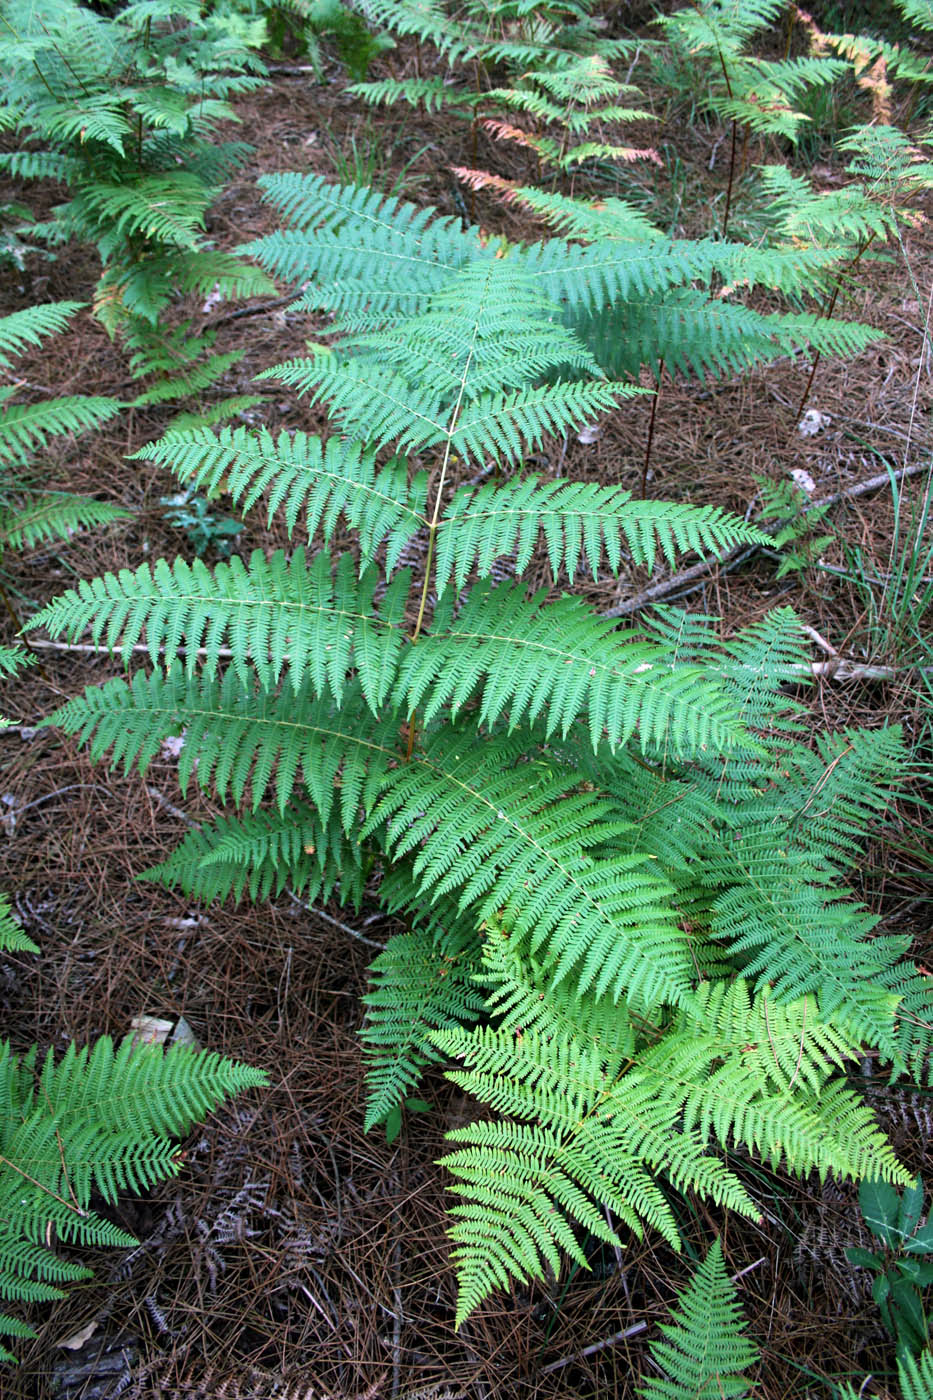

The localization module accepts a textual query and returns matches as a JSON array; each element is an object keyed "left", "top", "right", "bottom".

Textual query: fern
[
  {"left": 141, "top": 802, "right": 368, "bottom": 907},
  {"left": 33, "top": 171, "right": 928, "bottom": 1333},
  {"left": 134, "top": 429, "right": 427, "bottom": 574},
  {"left": 361, "top": 927, "right": 484, "bottom": 1132},
  {"left": 435, "top": 952, "right": 908, "bottom": 1322},
  {"left": 638, "top": 1240, "right": 758, "bottom": 1400},
  {"left": 899, "top": 1349, "right": 933, "bottom": 1400},
  {"left": 0, "top": 1035, "right": 266, "bottom": 1361},
  {"left": 243, "top": 171, "right": 879, "bottom": 405},
  {"left": 0, "top": 0, "right": 273, "bottom": 376},
  {"left": 657, "top": 0, "right": 847, "bottom": 144},
  {"left": 29, "top": 548, "right": 412, "bottom": 709},
  {"left": 0, "top": 305, "right": 127, "bottom": 578},
  {"left": 0, "top": 892, "right": 37, "bottom": 955},
  {"left": 0, "top": 302, "right": 89, "bottom": 368}
]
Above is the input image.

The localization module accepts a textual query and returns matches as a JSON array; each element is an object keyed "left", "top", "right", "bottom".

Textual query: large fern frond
[
  {"left": 0, "top": 1034, "right": 265, "bottom": 1358},
  {"left": 432, "top": 972, "right": 908, "bottom": 1323},
  {"left": 258, "top": 259, "right": 640, "bottom": 469},
  {"left": 432, "top": 1013, "right": 757, "bottom": 1324},
  {"left": 0, "top": 396, "right": 122, "bottom": 466},
  {"left": 141, "top": 802, "right": 368, "bottom": 908},
  {"left": 46, "top": 668, "right": 400, "bottom": 824},
  {"left": 435, "top": 478, "right": 765, "bottom": 593}
]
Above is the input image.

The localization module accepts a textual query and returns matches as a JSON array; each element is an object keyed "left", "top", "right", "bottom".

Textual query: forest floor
[{"left": 1, "top": 14, "right": 932, "bottom": 1400}]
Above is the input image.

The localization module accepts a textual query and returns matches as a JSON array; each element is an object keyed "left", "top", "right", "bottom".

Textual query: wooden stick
[
  {"left": 605, "top": 460, "right": 930, "bottom": 619},
  {"left": 540, "top": 1258, "right": 765, "bottom": 1377}
]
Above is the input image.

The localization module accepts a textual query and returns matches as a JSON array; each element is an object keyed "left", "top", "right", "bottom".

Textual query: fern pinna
[
  {"left": 30, "top": 175, "right": 931, "bottom": 1325},
  {"left": 0, "top": 303, "right": 127, "bottom": 587}
]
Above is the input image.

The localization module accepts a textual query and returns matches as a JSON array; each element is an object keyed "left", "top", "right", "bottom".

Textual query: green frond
[
  {"left": 0, "top": 149, "right": 80, "bottom": 181},
  {"left": 656, "top": 0, "right": 784, "bottom": 54},
  {"left": 478, "top": 920, "right": 641, "bottom": 1062},
  {"left": 0, "top": 644, "right": 33, "bottom": 680},
  {"left": 131, "top": 350, "right": 247, "bottom": 407},
  {"left": 0, "top": 1033, "right": 265, "bottom": 1357},
  {"left": 755, "top": 164, "right": 898, "bottom": 247},
  {"left": 29, "top": 548, "right": 411, "bottom": 710},
  {"left": 645, "top": 605, "right": 810, "bottom": 735},
  {"left": 0, "top": 396, "right": 123, "bottom": 466},
  {"left": 141, "top": 802, "right": 367, "bottom": 907},
  {"left": 349, "top": 77, "right": 478, "bottom": 112},
  {"left": 132, "top": 427, "right": 427, "bottom": 574},
  {"left": 520, "top": 235, "right": 837, "bottom": 310},
  {"left": 368, "top": 731, "right": 693, "bottom": 1007},
  {"left": 0, "top": 495, "right": 129, "bottom": 554},
  {"left": 30, "top": 1035, "right": 267, "bottom": 1146},
  {"left": 899, "top": 1348, "right": 933, "bottom": 1400},
  {"left": 0, "top": 302, "right": 85, "bottom": 370},
  {"left": 171, "top": 249, "right": 276, "bottom": 301},
  {"left": 435, "top": 477, "right": 765, "bottom": 594},
  {"left": 257, "top": 259, "right": 637, "bottom": 470},
  {"left": 241, "top": 171, "right": 476, "bottom": 315},
  {"left": 579, "top": 292, "right": 883, "bottom": 381},
  {"left": 0, "top": 1309, "right": 39, "bottom": 1361},
  {"left": 639, "top": 981, "right": 910, "bottom": 1186},
  {"left": 353, "top": 0, "right": 461, "bottom": 51},
  {"left": 361, "top": 927, "right": 484, "bottom": 1131},
  {"left": 431, "top": 970, "right": 909, "bottom": 1322},
  {"left": 47, "top": 668, "right": 401, "bottom": 824},
  {"left": 638, "top": 1240, "right": 758, "bottom": 1400},
  {"left": 72, "top": 174, "right": 209, "bottom": 249},
  {"left": 838, "top": 124, "right": 933, "bottom": 203},
  {"left": 889, "top": 968, "right": 933, "bottom": 1086},
  {"left": 695, "top": 723, "right": 911, "bottom": 1054},
  {"left": 0, "top": 1233, "right": 96, "bottom": 1294},
  {"left": 433, "top": 1018, "right": 757, "bottom": 1324},
  {"left": 30, "top": 95, "right": 130, "bottom": 152},
  {"left": 896, "top": 0, "right": 933, "bottom": 30},
  {"left": 396, "top": 580, "right": 751, "bottom": 756},
  {"left": 493, "top": 185, "right": 664, "bottom": 242},
  {"left": 0, "top": 893, "right": 38, "bottom": 955}
]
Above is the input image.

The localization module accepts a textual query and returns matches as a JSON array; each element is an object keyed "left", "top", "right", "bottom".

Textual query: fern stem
[
  {"left": 722, "top": 120, "right": 738, "bottom": 237},
  {"left": 795, "top": 234, "right": 876, "bottom": 420},
  {"left": 410, "top": 277, "right": 488, "bottom": 644},
  {"left": 410, "top": 523, "right": 436, "bottom": 645},
  {"left": 640, "top": 360, "right": 664, "bottom": 498}
]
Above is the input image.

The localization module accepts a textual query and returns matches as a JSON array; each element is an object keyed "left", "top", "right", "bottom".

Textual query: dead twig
[
  {"left": 540, "top": 1258, "right": 766, "bottom": 1376},
  {"left": 606, "top": 460, "right": 931, "bottom": 618},
  {"left": 539, "top": 1321, "right": 648, "bottom": 1375}
]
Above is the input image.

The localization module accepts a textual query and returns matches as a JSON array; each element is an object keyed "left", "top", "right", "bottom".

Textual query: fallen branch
[{"left": 605, "top": 460, "right": 930, "bottom": 619}]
